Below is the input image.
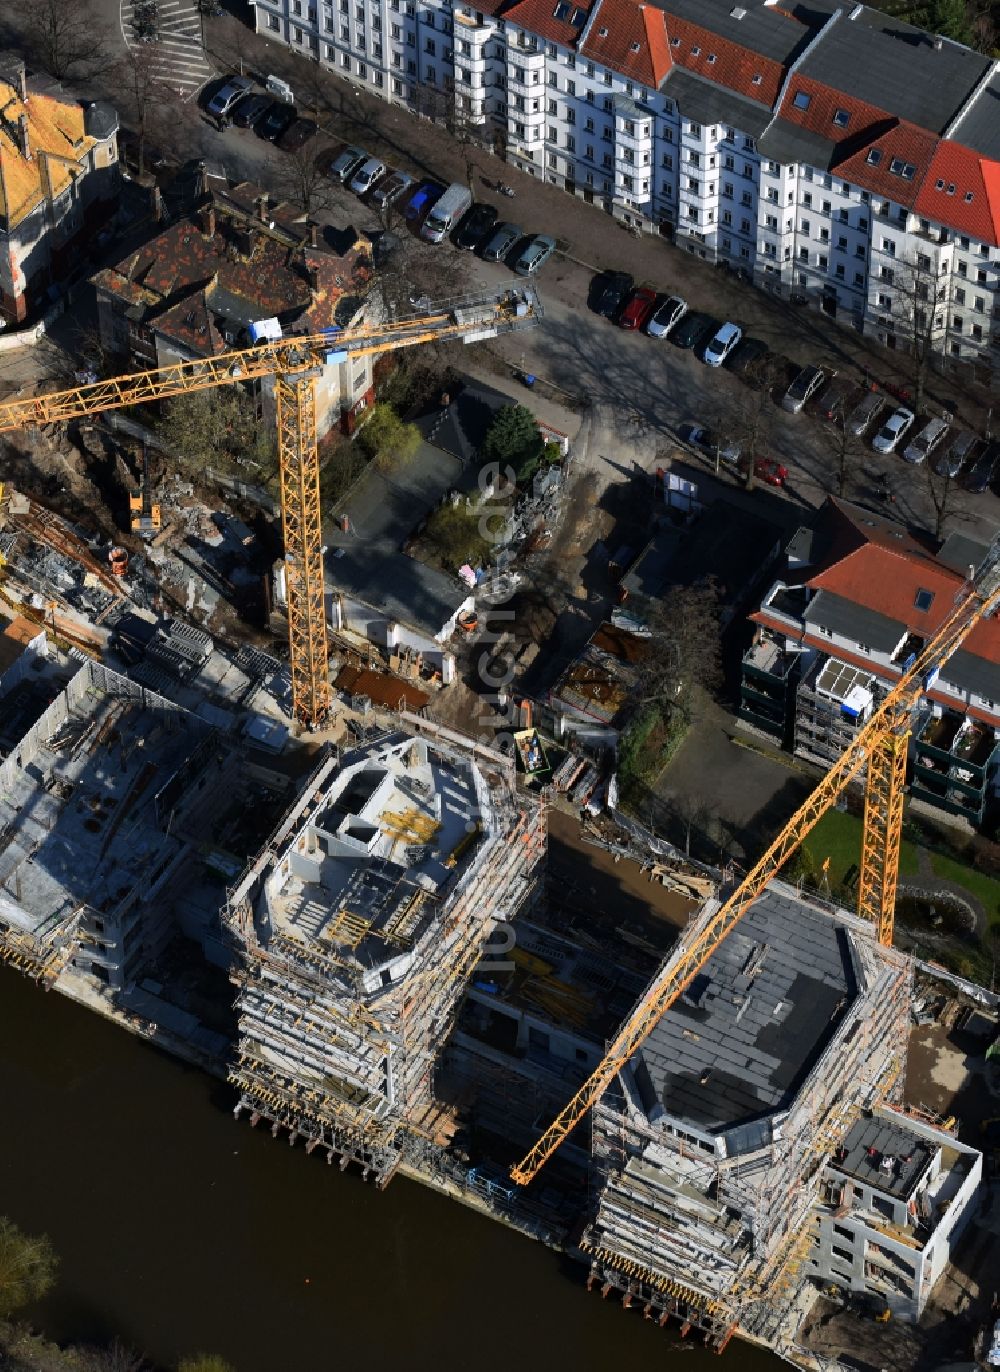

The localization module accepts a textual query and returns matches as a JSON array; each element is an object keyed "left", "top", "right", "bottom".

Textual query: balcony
[
  {"left": 743, "top": 636, "right": 799, "bottom": 684},
  {"left": 912, "top": 712, "right": 997, "bottom": 816},
  {"left": 761, "top": 581, "right": 809, "bottom": 629}
]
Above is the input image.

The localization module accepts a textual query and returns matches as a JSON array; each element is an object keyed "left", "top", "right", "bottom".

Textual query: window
[
  {"left": 662, "top": 153, "right": 673, "bottom": 169},
  {"left": 585, "top": 116, "right": 594, "bottom": 132},
  {"left": 833, "top": 108, "right": 850, "bottom": 128},
  {"left": 801, "top": 218, "right": 811, "bottom": 235},
  {"left": 880, "top": 238, "right": 895, "bottom": 257},
  {"left": 268, "top": 12, "right": 280, "bottom": 27},
  {"left": 914, "top": 589, "right": 935, "bottom": 612},
  {"left": 975, "top": 295, "right": 986, "bottom": 313},
  {"left": 584, "top": 143, "right": 594, "bottom": 161},
  {"left": 835, "top": 263, "right": 844, "bottom": 279},
  {"left": 866, "top": 148, "right": 882, "bottom": 167},
  {"left": 854, "top": 271, "right": 864, "bottom": 287},
  {"left": 837, "top": 236, "right": 847, "bottom": 250},
  {"left": 792, "top": 90, "right": 811, "bottom": 110},
  {"left": 955, "top": 288, "right": 966, "bottom": 305}
]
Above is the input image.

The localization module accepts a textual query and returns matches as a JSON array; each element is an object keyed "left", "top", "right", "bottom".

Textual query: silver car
[
  {"left": 848, "top": 391, "right": 887, "bottom": 436},
  {"left": 902, "top": 416, "right": 950, "bottom": 465},
  {"left": 781, "top": 365, "right": 826, "bottom": 414},
  {"left": 370, "top": 169, "right": 413, "bottom": 208},
  {"left": 646, "top": 295, "right": 687, "bottom": 339},
  {"left": 207, "top": 75, "right": 253, "bottom": 118},
  {"left": 481, "top": 222, "right": 521, "bottom": 263},
  {"left": 329, "top": 145, "right": 368, "bottom": 183},
  {"left": 512, "top": 234, "right": 556, "bottom": 276},
  {"left": 872, "top": 406, "right": 916, "bottom": 454}
]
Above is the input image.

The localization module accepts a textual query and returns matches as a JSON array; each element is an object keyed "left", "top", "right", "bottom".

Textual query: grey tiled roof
[
  {"left": 649, "top": 0, "right": 843, "bottom": 66},
  {"left": 797, "top": 10, "right": 991, "bottom": 136},
  {"left": 831, "top": 1114, "right": 933, "bottom": 1201},
  {"left": 757, "top": 118, "right": 838, "bottom": 173},
  {"left": 662, "top": 67, "right": 773, "bottom": 139},
  {"left": 804, "top": 589, "right": 903, "bottom": 655},
  {"left": 634, "top": 887, "right": 857, "bottom": 1141},
  {"left": 952, "top": 72, "right": 1000, "bottom": 163}
]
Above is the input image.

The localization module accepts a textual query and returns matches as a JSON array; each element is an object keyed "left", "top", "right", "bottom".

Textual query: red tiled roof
[
  {"left": 578, "top": 0, "right": 666, "bottom": 86},
  {"left": 663, "top": 14, "right": 783, "bottom": 105},
  {"left": 913, "top": 140, "right": 1000, "bottom": 248},
  {"left": 501, "top": 0, "right": 594, "bottom": 53},
  {"left": 751, "top": 609, "right": 1000, "bottom": 725},
  {"left": 833, "top": 119, "right": 940, "bottom": 206}
]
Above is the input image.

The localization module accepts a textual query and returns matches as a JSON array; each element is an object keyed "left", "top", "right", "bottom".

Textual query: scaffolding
[{"left": 223, "top": 718, "right": 546, "bottom": 1185}]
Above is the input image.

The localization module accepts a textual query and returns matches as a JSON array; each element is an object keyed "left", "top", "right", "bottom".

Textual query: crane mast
[
  {"left": 511, "top": 544, "right": 1000, "bottom": 1186},
  {"left": 0, "top": 286, "right": 541, "bottom": 726}
]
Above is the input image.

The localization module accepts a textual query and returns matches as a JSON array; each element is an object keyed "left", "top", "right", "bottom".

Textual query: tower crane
[
  {"left": 511, "top": 542, "right": 1000, "bottom": 1186},
  {"left": 0, "top": 285, "right": 542, "bottom": 727}
]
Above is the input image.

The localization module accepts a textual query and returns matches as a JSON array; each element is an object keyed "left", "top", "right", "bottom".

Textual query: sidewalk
[{"left": 205, "top": 14, "right": 997, "bottom": 430}]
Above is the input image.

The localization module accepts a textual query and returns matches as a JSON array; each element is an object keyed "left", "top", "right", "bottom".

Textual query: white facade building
[{"left": 255, "top": 0, "right": 1000, "bottom": 376}]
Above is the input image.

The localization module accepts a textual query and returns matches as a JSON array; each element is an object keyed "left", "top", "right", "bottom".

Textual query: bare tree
[
  {"left": 884, "top": 256, "right": 950, "bottom": 417},
  {"left": 634, "top": 580, "right": 723, "bottom": 724},
  {"left": 270, "top": 146, "right": 335, "bottom": 217},
  {"left": 925, "top": 461, "right": 958, "bottom": 541},
  {"left": 819, "top": 403, "right": 868, "bottom": 498},
  {"left": 14, "top": 0, "right": 113, "bottom": 80},
  {"left": 714, "top": 358, "right": 778, "bottom": 491},
  {"left": 115, "top": 45, "right": 192, "bottom": 181}
]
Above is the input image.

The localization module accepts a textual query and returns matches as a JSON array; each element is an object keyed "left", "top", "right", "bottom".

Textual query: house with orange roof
[
  {"left": 741, "top": 498, "right": 1000, "bottom": 826},
  {"left": 254, "top": 0, "right": 1000, "bottom": 378},
  {"left": 92, "top": 168, "right": 375, "bottom": 437},
  {"left": 0, "top": 53, "right": 118, "bottom": 324}
]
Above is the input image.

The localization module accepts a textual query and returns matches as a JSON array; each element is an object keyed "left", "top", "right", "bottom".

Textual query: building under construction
[
  {"left": 222, "top": 716, "right": 545, "bottom": 1186},
  {"left": 577, "top": 884, "right": 981, "bottom": 1354}
]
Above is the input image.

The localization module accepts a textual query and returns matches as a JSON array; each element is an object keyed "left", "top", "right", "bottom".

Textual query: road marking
[{"left": 119, "top": 0, "right": 214, "bottom": 98}]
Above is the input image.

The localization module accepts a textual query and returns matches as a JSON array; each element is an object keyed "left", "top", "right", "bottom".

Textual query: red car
[
  {"left": 619, "top": 287, "right": 657, "bottom": 331},
  {"left": 743, "top": 456, "right": 788, "bottom": 487}
]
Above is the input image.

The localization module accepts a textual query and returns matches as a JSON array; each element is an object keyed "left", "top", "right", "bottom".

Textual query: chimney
[
  {"left": 256, "top": 194, "right": 269, "bottom": 222},
  {"left": 17, "top": 113, "right": 30, "bottom": 161},
  {"left": 309, "top": 223, "right": 318, "bottom": 248},
  {"left": 0, "top": 54, "right": 27, "bottom": 101},
  {"left": 150, "top": 183, "right": 164, "bottom": 222},
  {"left": 201, "top": 203, "right": 216, "bottom": 237},
  {"left": 198, "top": 162, "right": 210, "bottom": 197}
]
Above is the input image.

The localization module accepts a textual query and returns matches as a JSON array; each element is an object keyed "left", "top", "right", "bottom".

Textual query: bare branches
[{"left": 13, "top": 0, "right": 114, "bottom": 80}]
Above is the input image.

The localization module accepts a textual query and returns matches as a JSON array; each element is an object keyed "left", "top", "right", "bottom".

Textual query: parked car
[
  {"left": 590, "top": 270, "right": 634, "bottom": 320},
  {"left": 679, "top": 423, "right": 741, "bottom": 465},
  {"left": 702, "top": 321, "right": 742, "bottom": 368},
  {"left": 902, "top": 416, "right": 950, "bottom": 465},
  {"left": 421, "top": 182, "right": 473, "bottom": 243},
  {"left": 781, "top": 365, "right": 826, "bottom": 414},
  {"left": 848, "top": 390, "right": 887, "bottom": 436},
  {"left": 814, "top": 376, "right": 858, "bottom": 423},
  {"left": 405, "top": 179, "right": 446, "bottom": 223},
  {"left": 933, "top": 430, "right": 980, "bottom": 479},
  {"left": 872, "top": 406, "right": 916, "bottom": 454},
  {"left": 480, "top": 221, "right": 522, "bottom": 262},
  {"left": 349, "top": 156, "right": 387, "bottom": 195},
  {"left": 370, "top": 169, "right": 413, "bottom": 208},
  {"left": 724, "top": 335, "right": 768, "bottom": 376},
  {"left": 512, "top": 233, "right": 556, "bottom": 276},
  {"left": 233, "top": 93, "right": 271, "bottom": 128},
  {"left": 329, "top": 145, "right": 368, "bottom": 183},
  {"left": 453, "top": 202, "right": 498, "bottom": 250},
  {"left": 745, "top": 456, "right": 788, "bottom": 488},
  {"left": 620, "top": 287, "right": 658, "bottom": 331},
  {"left": 207, "top": 75, "right": 253, "bottom": 118},
  {"left": 645, "top": 294, "right": 687, "bottom": 339},
  {"left": 672, "top": 311, "right": 719, "bottom": 351},
  {"left": 277, "top": 118, "right": 318, "bottom": 152},
  {"left": 258, "top": 102, "right": 298, "bottom": 142},
  {"left": 966, "top": 441, "right": 1000, "bottom": 493}
]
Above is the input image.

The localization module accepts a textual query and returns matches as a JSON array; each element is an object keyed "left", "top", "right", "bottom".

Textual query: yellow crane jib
[
  {"left": 510, "top": 544, "right": 1000, "bottom": 1187},
  {"left": 0, "top": 286, "right": 541, "bottom": 729}
]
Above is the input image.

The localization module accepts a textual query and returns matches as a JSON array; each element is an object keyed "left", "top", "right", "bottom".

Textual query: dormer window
[
  {"left": 935, "top": 178, "right": 945, "bottom": 190},
  {"left": 707, "top": 53, "right": 716, "bottom": 63},
  {"left": 964, "top": 191, "right": 974, "bottom": 203},
  {"left": 691, "top": 45, "right": 700, "bottom": 56},
  {"left": 629, "top": 41, "right": 640, "bottom": 51},
  {"left": 751, "top": 73, "right": 762, "bottom": 84},
  {"left": 670, "top": 35, "right": 680, "bottom": 46},
  {"left": 553, "top": 1, "right": 569, "bottom": 16}
]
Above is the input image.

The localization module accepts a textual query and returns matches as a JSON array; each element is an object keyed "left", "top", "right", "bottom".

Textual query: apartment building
[
  {"left": 0, "top": 53, "right": 119, "bottom": 323},
  {"left": 255, "top": 0, "right": 1000, "bottom": 375},
  {"left": 741, "top": 498, "right": 1000, "bottom": 826},
  {"left": 92, "top": 170, "right": 375, "bottom": 436}
]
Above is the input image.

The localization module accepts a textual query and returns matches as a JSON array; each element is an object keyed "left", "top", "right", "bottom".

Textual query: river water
[{"left": 0, "top": 964, "right": 785, "bottom": 1372}]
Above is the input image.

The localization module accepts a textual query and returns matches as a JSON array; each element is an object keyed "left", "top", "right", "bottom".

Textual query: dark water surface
[{"left": 0, "top": 964, "right": 784, "bottom": 1372}]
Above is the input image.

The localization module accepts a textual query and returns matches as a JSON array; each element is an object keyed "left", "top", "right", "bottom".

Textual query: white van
[
  {"left": 265, "top": 75, "right": 294, "bottom": 104},
  {"left": 420, "top": 182, "right": 473, "bottom": 243}
]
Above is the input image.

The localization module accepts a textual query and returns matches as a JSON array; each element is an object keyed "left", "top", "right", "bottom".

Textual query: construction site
[{"left": 0, "top": 240, "right": 996, "bottom": 1371}]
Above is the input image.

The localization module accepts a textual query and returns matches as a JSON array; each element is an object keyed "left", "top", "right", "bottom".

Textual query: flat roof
[
  {"left": 830, "top": 1113, "right": 934, "bottom": 1201},
  {"left": 264, "top": 732, "right": 488, "bottom": 973},
  {"left": 0, "top": 662, "right": 215, "bottom": 935},
  {"left": 634, "top": 886, "right": 857, "bottom": 1139}
]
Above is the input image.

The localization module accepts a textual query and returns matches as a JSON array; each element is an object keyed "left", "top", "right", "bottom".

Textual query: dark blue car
[{"left": 404, "top": 179, "right": 445, "bottom": 223}]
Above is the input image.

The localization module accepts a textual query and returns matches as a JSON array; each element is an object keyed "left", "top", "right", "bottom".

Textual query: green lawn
[
  {"left": 800, "top": 809, "right": 920, "bottom": 889},
  {"left": 928, "top": 853, "right": 1000, "bottom": 929}
]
